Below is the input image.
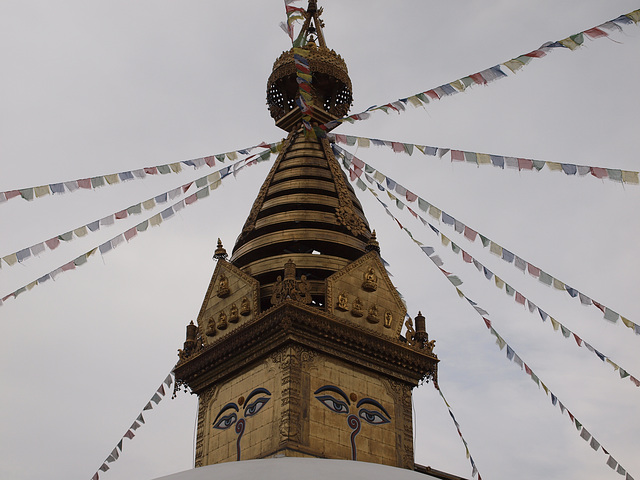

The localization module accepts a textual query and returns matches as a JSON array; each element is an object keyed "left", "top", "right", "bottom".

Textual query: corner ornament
[{"left": 271, "top": 259, "right": 312, "bottom": 305}]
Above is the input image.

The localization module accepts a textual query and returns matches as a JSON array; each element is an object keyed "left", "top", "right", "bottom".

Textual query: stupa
[{"left": 171, "top": 2, "right": 456, "bottom": 478}]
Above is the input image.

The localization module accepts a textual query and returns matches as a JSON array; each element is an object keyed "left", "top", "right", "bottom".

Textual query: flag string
[
  {"left": 329, "top": 133, "right": 639, "bottom": 185},
  {"left": 0, "top": 149, "right": 275, "bottom": 307},
  {"left": 313, "top": 9, "right": 640, "bottom": 134},
  {"left": 343, "top": 149, "right": 640, "bottom": 389},
  {"left": 0, "top": 141, "right": 280, "bottom": 205},
  {"left": 89, "top": 372, "right": 174, "bottom": 480},
  {"left": 332, "top": 144, "right": 640, "bottom": 339},
  {"left": 362, "top": 180, "right": 634, "bottom": 479},
  {"left": 0, "top": 145, "right": 280, "bottom": 269}
]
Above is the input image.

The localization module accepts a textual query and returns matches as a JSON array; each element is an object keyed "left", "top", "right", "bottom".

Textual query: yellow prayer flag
[
  {"left": 34, "top": 185, "right": 50, "bottom": 198},
  {"left": 489, "top": 241, "right": 502, "bottom": 256},
  {"left": 170, "top": 163, "right": 182, "bottom": 173},
  {"left": 441, "top": 234, "right": 450, "bottom": 247},
  {"left": 550, "top": 318, "right": 560, "bottom": 331},
  {"left": 104, "top": 174, "right": 120, "bottom": 185},
  {"left": 621, "top": 317, "right": 635, "bottom": 329},
  {"left": 553, "top": 278, "right": 565, "bottom": 290},
  {"left": 74, "top": 226, "right": 88, "bottom": 237},
  {"left": 210, "top": 180, "right": 222, "bottom": 191},
  {"left": 226, "top": 151, "right": 238, "bottom": 161},
  {"left": 3, "top": 253, "right": 18, "bottom": 266},
  {"left": 456, "top": 288, "right": 465, "bottom": 298},
  {"left": 407, "top": 96, "right": 423, "bottom": 108},
  {"left": 207, "top": 172, "right": 221, "bottom": 183},
  {"left": 477, "top": 153, "right": 491, "bottom": 165},
  {"left": 357, "top": 137, "right": 370, "bottom": 148},
  {"left": 627, "top": 10, "right": 640, "bottom": 23},
  {"left": 386, "top": 191, "right": 397, "bottom": 201},
  {"left": 547, "top": 162, "right": 562, "bottom": 171},
  {"left": 26, "top": 280, "right": 37, "bottom": 291},
  {"left": 622, "top": 171, "right": 639, "bottom": 184},
  {"left": 541, "top": 383, "right": 549, "bottom": 395},
  {"left": 428, "top": 205, "right": 441, "bottom": 219},
  {"left": 87, "top": 248, "right": 98, "bottom": 258},
  {"left": 503, "top": 59, "right": 525, "bottom": 74},
  {"left": 559, "top": 37, "right": 580, "bottom": 50},
  {"left": 150, "top": 213, "right": 162, "bottom": 226},
  {"left": 142, "top": 199, "right": 155, "bottom": 210},
  {"left": 373, "top": 171, "right": 385, "bottom": 183},
  {"left": 606, "top": 358, "right": 619, "bottom": 371},
  {"left": 450, "top": 79, "right": 465, "bottom": 92},
  {"left": 494, "top": 276, "right": 504, "bottom": 289}
]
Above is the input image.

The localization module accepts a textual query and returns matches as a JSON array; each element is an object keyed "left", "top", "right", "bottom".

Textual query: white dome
[{"left": 153, "top": 457, "right": 444, "bottom": 480}]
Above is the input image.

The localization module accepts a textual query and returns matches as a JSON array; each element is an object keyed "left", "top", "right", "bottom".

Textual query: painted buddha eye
[
  {"left": 358, "top": 408, "right": 390, "bottom": 425},
  {"left": 244, "top": 397, "right": 270, "bottom": 417},
  {"left": 213, "top": 413, "right": 237, "bottom": 430},
  {"left": 315, "top": 395, "right": 349, "bottom": 414}
]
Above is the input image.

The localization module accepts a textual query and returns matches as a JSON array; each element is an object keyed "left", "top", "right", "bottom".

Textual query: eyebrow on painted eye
[
  {"left": 244, "top": 387, "right": 271, "bottom": 407},
  {"left": 356, "top": 398, "right": 391, "bottom": 419},
  {"left": 213, "top": 402, "right": 239, "bottom": 425},
  {"left": 313, "top": 385, "right": 350, "bottom": 405}
]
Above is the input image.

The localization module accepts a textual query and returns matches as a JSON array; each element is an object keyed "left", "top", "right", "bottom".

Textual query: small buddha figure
[
  {"left": 217, "top": 274, "right": 230, "bottom": 298},
  {"left": 361, "top": 267, "right": 378, "bottom": 292},
  {"left": 366, "top": 304, "right": 379, "bottom": 324},
  {"left": 336, "top": 292, "right": 348, "bottom": 311},
  {"left": 205, "top": 317, "right": 217, "bottom": 337},
  {"left": 351, "top": 297, "right": 364, "bottom": 317},
  {"left": 229, "top": 303, "right": 239, "bottom": 323},
  {"left": 217, "top": 310, "right": 228, "bottom": 330},
  {"left": 384, "top": 311, "right": 393, "bottom": 328},
  {"left": 240, "top": 297, "right": 251, "bottom": 316}
]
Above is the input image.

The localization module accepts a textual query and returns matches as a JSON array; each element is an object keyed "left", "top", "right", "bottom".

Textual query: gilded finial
[
  {"left": 365, "top": 230, "right": 380, "bottom": 254},
  {"left": 214, "top": 238, "right": 228, "bottom": 260}
]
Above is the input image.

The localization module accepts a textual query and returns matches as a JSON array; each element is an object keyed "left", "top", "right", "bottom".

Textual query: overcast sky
[{"left": 1, "top": 2, "right": 639, "bottom": 480}]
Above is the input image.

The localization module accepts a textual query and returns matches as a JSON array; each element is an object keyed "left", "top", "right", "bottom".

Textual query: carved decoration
[
  {"left": 361, "top": 266, "right": 378, "bottom": 292},
  {"left": 351, "top": 297, "right": 363, "bottom": 317},
  {"left": 240, "top": 297, "right": 251, "bottom": 316},
  {"left": 384, "top": 311, "right": 393, "bottom": 329},
  {"left": 319, "top": 138, "right": 368, "bottom": 238},
  {"left": 217, "top": 274, "right": 230, "bottom": 298},
  {"left": 205, "top": 317, "right": 217, "bottom": 337},
  {"left": 229, "top": 303, "right": 239, "bottom": 323},
  {"left": 271, "top": 259, "right": 312, "bottom": 305},
  {"left": 366, "top": 304, "right": 379, "bottom": 324},
  {"left": 217, "top": 311, "right": 228, "bottom": 331},
  {"left": 336, "top": 292, "right": 348, "bottom": 311}
]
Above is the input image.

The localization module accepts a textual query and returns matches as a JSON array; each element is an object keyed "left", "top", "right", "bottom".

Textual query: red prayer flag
[
  {"left": 424, "top": 90, "right": 440, "bottom": 100},
  {"left": 407, "top": 207, "right": 418, "bottom": 218},
  {"left": 630, "top": 376, "right": 640, "bottom": 387},
  {"left": 483, "top": 318, "right": 492, "bottom": 329},
  {"left": 463, "top": 226, "right": 477, "bottom": 241},
  {"left": 573, "top": 334, "right": 583, "bottom": 346},
  {"left": 124, "top": 227, "right": 137, "bottom": 241},
  {"left": 392, "top": 142, "right": 405, "bottom": 153},
  {"left": 182, "top": 182, "right": 193, "bottom": 193},
  {"left": 524, "top": 364, "right": 533, "bottom": 375},
  {"left": 590, "top": 167, "right": 608, "bottom": 179},
  {"left": 124, "top": 429, "right": 135, "bottom": 439},
  {"left": 515, "top": 292, "right": 526, "bottom": 305},
  {"left": 185, "top": 193, "right": 197, "bottom": 205},
  {"left": 395, "top": 218, "right": 403, "bottom": 229},
  {"left": 92, "top": 474, "right": 99, "bottom": 480},
  {"left": 584, "top": 27, "right": 608, "bottom": 39},
  {"left": 351, "top": 157, "right": 364, "bottom": 169},
  {"left": 78, "top": 178, "right": 91, "bottom": 189},
  {"left": 469, "top": 73, "right": 487, "bottom": 85},
  {"left": 592, "top": 301, "right": 606, "bottom": 313},
  {"left": 61, "top": 261, "right": 75, "bottom": 272},
  {"left": 335, "top": 134, "right": 347, "bottom": 144},
  {"left": 451, "top": 150, "right": 464, "bottom": 162},
  {"left": 285, "top": 5, "right": 305, "bottom": 13},
  {"left": 525, "top": 49, "right": 546, "bottom": 58},
  {"left": 527, "top": 263, "right": 541, "bottom": 277},
  {"left": 518, "top": 158, "right": 533, "bottom": 170},
  {"left": 45, "top": 237, "right": 61, "bottom": 250},
  {"left": 462, "top": 251, "right": 473, "bottom": 263},
  {"left": 144, "top": 167, "right": 158, "bottom": 175},
  {"left": 405, "top": 191, "right": 417, "bottom": 202},
  {"left": 5, "top": 190, "right": 21, "bottom": 200},
  {"left": 115, "top": 210, "right": 128, "bottom": 220},
  {"left": 157, "top": 384, "right": 165, "bottom": 396},
  {"left": 204, "top": 156, "right": 215, "bottom": 167}
]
